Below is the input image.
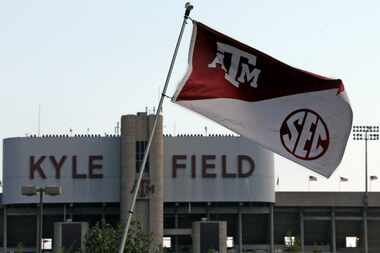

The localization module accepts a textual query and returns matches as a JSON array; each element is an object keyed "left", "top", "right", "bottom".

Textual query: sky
[{"left": 0, "top": 0, "right": 379, "bottom": 191}]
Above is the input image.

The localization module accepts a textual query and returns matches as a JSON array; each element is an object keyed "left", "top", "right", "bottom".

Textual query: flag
[
  {"left": 172, "top": 21, "right": 353, "bottom": 177},
  {"left": 340, "top": 176, "right": 348, "bottom": 182},
  {"left": 370, "top": 176, "right": 378, "bottom": 180},
  {"left": 309, "top": 175, "right": 317, "bottom": 181}
]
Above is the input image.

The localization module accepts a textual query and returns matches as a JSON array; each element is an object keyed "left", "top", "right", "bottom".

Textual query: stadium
[{"left": 1, "top": 112, "right": 378, "bottom": 253}]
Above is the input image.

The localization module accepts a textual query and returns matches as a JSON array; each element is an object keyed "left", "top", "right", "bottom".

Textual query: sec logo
[{"left": 280, "top": 109, "right": 329, "bottom": 160}]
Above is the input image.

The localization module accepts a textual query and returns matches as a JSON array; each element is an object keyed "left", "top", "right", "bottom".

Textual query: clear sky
[{"left": 1, "top": 0, "right": 379, "bottom": 191}]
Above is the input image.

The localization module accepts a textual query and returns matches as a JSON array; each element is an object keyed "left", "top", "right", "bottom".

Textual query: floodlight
[
  {"left": 45, "top": 186, "right": 62, "bottom": 196},
  {"left": 21, "top": 186, "right": 37, "bottom": 196}
]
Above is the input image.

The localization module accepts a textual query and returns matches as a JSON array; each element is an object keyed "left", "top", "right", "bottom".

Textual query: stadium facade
[{"left": 1, "top": 112, "right": 379, "bottom": 253}]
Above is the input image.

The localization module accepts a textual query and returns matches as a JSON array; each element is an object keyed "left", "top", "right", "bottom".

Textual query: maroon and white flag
[{"left": 173, "top": 22, "right": 353, "bottom": 177}]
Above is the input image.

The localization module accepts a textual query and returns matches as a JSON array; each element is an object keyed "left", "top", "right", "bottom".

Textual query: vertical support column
[
  {"left": 148, "top": 114, "right": 164, "bottom": 247},
  {"left": 63, "top": 204, "right": 66, "bottom": 222},
  {"left": 219, "top": 221, "right": 227, "bottom": 253},
  {"left": 102, "top": 203, "right": 106, "bottom": 222},
  {"left": 174, "top": 209, "right": 179, "bottom": 252},
  {"left": 39, "top": 191, "right": 43, "bottom": 253},
  {"left": 238, "top": 208, "right": 243, "bottom": 253},
  {"left": 120, "top": 113, "right": 164, "bottom": 248},
  {"left": 36, "top": 207, "right": 40, "bottom": 253},
  {"left": 331, "top": 207, "right": 336, "bottom": 253},
  {"left": 192, "top": 222, "right": 201, "bottom": 253},
  {"left": 269, "top": 203, "right": 274, "bottom": 253},
  {"left": 3, "top": 206, "right": 7, "bottom": 253},
  {"left": 206, "top": 203, "right": 211, "bottom": 220},
  {"left": 69, "top": 203, "right": 74, "bottom": 221},
  {"left": 364, "top": 207, "right": 368, "bottom": 253},
  {"left": 300, "top": 208, "right": 304, "bottom": 253},
  {"left": 120, "top": 114, "right": 137, "bottom": 225}
]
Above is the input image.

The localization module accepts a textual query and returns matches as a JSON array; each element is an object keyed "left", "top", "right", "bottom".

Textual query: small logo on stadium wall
[{"left": 280, "top": 109, "right": 329, "bottom": 160}]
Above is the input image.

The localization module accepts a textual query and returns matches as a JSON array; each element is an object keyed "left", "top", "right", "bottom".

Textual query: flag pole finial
[{"left": 185, "top": 2, "right": 194, "bottom": 18}]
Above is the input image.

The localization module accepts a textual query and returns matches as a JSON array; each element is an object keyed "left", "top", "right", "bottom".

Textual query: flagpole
[{"left": 117, "top": 3, "right": 193, "bottom": 253}]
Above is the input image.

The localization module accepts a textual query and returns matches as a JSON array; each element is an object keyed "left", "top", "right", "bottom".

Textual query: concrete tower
[{"left": 120, "top": 112, "right": 164, "bottom": 247}]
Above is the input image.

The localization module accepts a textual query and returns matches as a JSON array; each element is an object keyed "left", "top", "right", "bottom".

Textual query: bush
[
  {"left": 15, "top": 243, "right": 23, "bottom": 253},
  {"left": 84, "top": 220, "right": 159, "bottom": 253}
]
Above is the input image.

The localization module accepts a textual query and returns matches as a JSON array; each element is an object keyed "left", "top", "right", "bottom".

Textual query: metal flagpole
[{"left": 117, "top": 3, "right": 193, "bottom": 253}]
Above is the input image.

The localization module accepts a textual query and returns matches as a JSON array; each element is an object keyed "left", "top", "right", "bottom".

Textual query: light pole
[
  {"left": 352, "top": 126, "right": 379, "bottom": 202},
  {"left": 352, "top": 125, "right": 379, "bottom": 253},
  {"left": 21, "top": 186, "right": 62, "bottom": 253}
]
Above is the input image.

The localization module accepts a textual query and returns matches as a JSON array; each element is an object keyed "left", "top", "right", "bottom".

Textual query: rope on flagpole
[
  {"left": 117, "top": 3, "right": 194, "bottom": 253},
  {"left": 162, "top": 93, "right": 173, "bottom": 99}
]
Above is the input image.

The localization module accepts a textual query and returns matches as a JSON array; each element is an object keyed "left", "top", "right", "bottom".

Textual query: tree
[
  {"left": 84, "top": 220, "right": 160, "bottom": 253},
  {"left": 15, "top": 243, "right": 23, "bottom": 253},
  {"left": 312, "top": 242, "right": 322, "bottom": 253},
  {"left": 123, "top": 221, "right": 160, "bottom": 253},
  {"left": 84, "top": 220, "right": 119, "bottom": 252}
]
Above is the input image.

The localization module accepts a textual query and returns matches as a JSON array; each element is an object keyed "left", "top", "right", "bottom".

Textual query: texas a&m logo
[
  {"left": 208, "top": 42, "right": 261, "bottom": 88},
  {"left": 280, "top": 109, "right": 329, "bottom": 160}
]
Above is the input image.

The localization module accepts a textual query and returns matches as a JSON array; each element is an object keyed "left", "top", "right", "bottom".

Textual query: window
[
  {"left": 163, "top": 237, "right": 172, "bottom": 248},
  {"left": 284, "top": 236, "right": 295, "bottom": 247},
  {"left": 346, "top": 236, "right": 359, "bottom": 248},
  {"left": 42, "top": 238, "right": 52, "bottom": 250},
  {"left": 226, "top": 236, "right": 234, "bottom": 248},
  {"left": 136, "top": 141, "right": 149, "bottom": 173}
]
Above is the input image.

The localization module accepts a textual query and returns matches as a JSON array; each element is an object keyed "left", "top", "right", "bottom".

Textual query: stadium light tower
[
  {"left": 352, "top": 125, "right": 379, "bottom": 253},
  {"left": 21, "top": 186, "right": 62, "bottom": 253},
  {"left": 352, "top": 125, "right": 379, "bottom": 202}
]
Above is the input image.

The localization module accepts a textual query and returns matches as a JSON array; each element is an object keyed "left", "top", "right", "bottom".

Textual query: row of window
[{"left": 164, "top": 213, "right": 378, "bottom": 248}]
